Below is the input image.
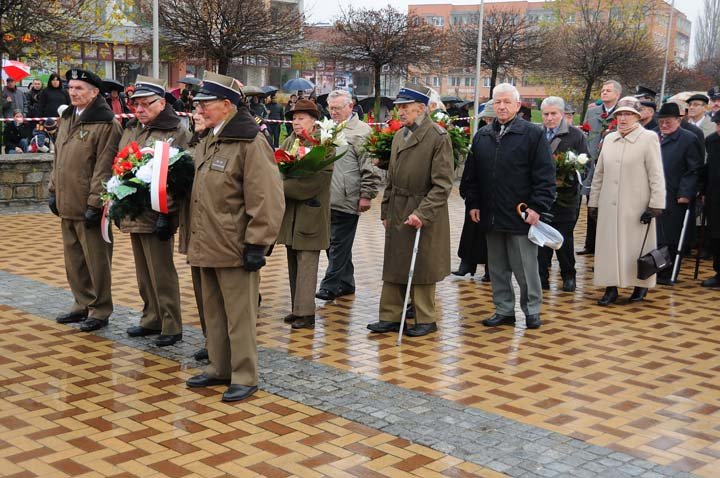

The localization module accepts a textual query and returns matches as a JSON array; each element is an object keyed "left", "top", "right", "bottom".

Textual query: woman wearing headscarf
[{"left": 588, "top": 97, "right": 666, "bottom": 305}]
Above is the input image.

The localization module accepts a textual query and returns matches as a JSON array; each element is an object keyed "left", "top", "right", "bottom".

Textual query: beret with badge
[{"left": 65, "top": 68, "right": 103, "bottom": 89}]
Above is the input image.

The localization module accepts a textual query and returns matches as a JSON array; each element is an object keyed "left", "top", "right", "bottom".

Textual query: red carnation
[
  {"left": 600, "top": 112, "right": 608, "bottom": 120},
  {"left": 387, "top": 119, "right": 403, "bottom": 132},
  {"left": 581, "top": 122, "right": 591, "bottom": 132}
]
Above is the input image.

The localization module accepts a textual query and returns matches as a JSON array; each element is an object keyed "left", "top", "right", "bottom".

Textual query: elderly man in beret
[
  {"left": 185, "top": 72, "right": 284, "bottom": 402},
  {"left": 119, "top": 76, "right": 192, "bottom": 346},
  {"left": 366, "top": 83, "right": 454, "bottom": 337},
  {"left": 48, "top": 69, "right": 123, "bottom": 332}
]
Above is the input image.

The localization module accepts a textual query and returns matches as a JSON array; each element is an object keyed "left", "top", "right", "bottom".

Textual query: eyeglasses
[
  {"left": 193, "top": 99, "right": 222, "bottom": 109},
  {"left": 133, "top": 98, "right": 160, "bottom": 109},
  {"left": 327, "top": 105, "right": 349, "bottom": 112}
]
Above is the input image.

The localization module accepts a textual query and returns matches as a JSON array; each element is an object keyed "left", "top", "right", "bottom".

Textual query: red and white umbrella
[{"left": 2, "top": 59, "right": 31, "bottom": 82}]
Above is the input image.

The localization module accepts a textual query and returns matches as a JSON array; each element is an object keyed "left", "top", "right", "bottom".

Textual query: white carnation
[
  {"left": 136, "top": 163, "right": 154, "bottom": 183},
  {"left": 577, "top": 153, "right": 589, "bottom": 165},
  {"left": 106, "top": 176, "right": 121, "bottom": 194}
]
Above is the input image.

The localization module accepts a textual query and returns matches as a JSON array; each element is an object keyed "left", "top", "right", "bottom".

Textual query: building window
[
  {"left": 433, "top": 77, "right": 440, "bottom": 87},
  {"left": 464, "top": 77, "right": 475, "bottom": 87},
  {"left": 411, "top": 77, "right": 419, "bottom": 84},
  {"left": 450, "top": 76, "right": 461, "bottom": 86},
  {"left": 425, "top": 76, "right": 431, "bottom": 86},
  {"left": 483, "top": 77, "right": 490, "bottom": 87}
]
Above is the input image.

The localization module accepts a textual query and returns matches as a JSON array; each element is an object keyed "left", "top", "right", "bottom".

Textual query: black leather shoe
[
  {"left": 482, "top": 314, "right": 516, "bottom": 327},
  {"left": 193, "top": 348, "right": 209, "bottom": 361},
  {"left": 335, "top": 287, "right": 355, "bottom": 298},
  {"left": 283, "top": 313, "right": 298, "bottom": 323},
  {"left": 701, "top": 275, "right": 720, "bottom": 287},
  {"left": 562, "top": 277, "right": 576, "bottom": 292},
  {"left": 155, "top": 334, "right": 182, "bottom": 346},
  {"left": 291, "top": 315, "right": 315, "bottom": 329},
  {"left": 656, "top": 276, "right": 674, "bottom": 286},
  {"left": 480, "top": 272, "right": 491, "bottom": 282},
  {"left": 541, "top": 278, "right": 550, "bottom": 290},
  {"left": 525, "top": 314, "right": 542, "bottom": 329},
  {"left": 222, "top": 384, "right": 258, "bottom": 402},
  {"left": 56, "top": 311, "right": 87, "bottom": 324},
  {"left": 628, "top": 287, "right": 648, "bottom": 302},
  {"left": 367, "top": 321, "right": 401, "bottom": 333},
  {"left": 315, "top": 288, "right": 335, "bottom": 300},
  {"left": 186, "top": 373, "right": 230, "bottom": 388},
  {"left": 405, "top": 304, "right": 415, "bottom": 319},
  {"left": 127, "top": 326, "right": 161, "bottom": 337},
  {"left": 405, "top": 322, "right": 437, "bottom": 337},
  {"left": 79, "top": 318, "right": 108, "bottom": 332},
  {"left": 452, "top": 261, "right": 476, "bottom": 277},
  {"left": 597, "top": 287, "right": 618, "bottom": 306},
  {"left": 577, "top": 248, "right": 594, "bottom": 255}
]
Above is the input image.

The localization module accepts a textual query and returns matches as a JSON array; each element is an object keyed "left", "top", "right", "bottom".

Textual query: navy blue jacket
[{"left": 464, "top": 116, "right": 556, "bottom": 234}]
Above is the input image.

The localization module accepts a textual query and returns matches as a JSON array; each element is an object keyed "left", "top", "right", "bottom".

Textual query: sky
[{"left": 304, "top": 0, "right": 705, "bottom": 63}]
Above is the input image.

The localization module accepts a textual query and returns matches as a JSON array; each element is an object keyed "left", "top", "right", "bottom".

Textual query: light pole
[
  {"left": 472, "top": 0, "right": 485, "bottom": 136},
  {"left": 659, "top": 0, "right": 675, "bottom": 104},
  {"left": 153, "top": 0, "right": 160, "bottom": 77}
]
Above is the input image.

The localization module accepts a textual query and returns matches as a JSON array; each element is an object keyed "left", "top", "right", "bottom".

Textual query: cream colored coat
[{"left": 589, "top": 126, "right": 666, "bottom": 288}]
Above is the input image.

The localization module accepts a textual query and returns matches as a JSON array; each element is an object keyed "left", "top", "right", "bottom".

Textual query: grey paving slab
[{"left": 0, "top": 269, "right": 695, "bottom": 478}]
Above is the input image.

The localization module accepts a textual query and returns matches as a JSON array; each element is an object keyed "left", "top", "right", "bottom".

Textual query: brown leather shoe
[{"left": 291, "top": 315, "right": 315, "bottom": 329}]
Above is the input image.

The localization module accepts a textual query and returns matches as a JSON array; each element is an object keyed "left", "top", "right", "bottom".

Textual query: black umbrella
[
  {"left": 316, "top": 93, "right": 329, "bottom": 108},
  {"left": 179, "top": 76, "right": 201, "bottom": 86},
  {"left": 102, "top": 79, "right": 124, "bottom": 94},
  {"left": 358, "top": 96, "right": 395, "bottom": 113},
  {"left": 261, "top": 85, "right": 279, "bottom": 94},
  {"left": 441, "top": 95, "right": 463, "bottom": 104}
]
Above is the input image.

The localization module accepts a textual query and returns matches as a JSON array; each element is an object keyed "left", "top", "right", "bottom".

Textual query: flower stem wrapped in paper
[
  {"left": 101, "top": 140, "right": 195, "bottom": 223},
  {"left": 274, "top": 118, "right": 348, "bottom": 178},
  {"left": 552, "top": 150, "right": 589, "bottom": 208}
]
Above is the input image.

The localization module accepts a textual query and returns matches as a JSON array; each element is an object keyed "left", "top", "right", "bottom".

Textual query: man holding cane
[{"left": 366, "top": 83, "right": 453, "bottom": 338}]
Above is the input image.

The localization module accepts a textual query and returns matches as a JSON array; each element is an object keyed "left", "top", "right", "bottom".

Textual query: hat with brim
[
  {"left": 657, "top": 102, "right": 681, "bottom": 118},
  {"left": 194, "top": 71, "right": 242, "bottom": 104},
  {"left": 712, "top": 111, "right": 720, "bottom": 123},
  {"left": 687, "top": 93, "right": 709, "bottom": 104},
  {"left": 639, "top": 100, "right": 657, "bottom": 111},
  {"left": 65, "top": 69, "right": 103, "bottom": 89},
  {"left": 131, "top": 75, "right": 166, "bottom": 99},
  {"left": 479, "top": 100, "right": 496, "bottom": 118},
  {"left": 612, "top": 96, "right": 641, "bottom": 117},
  {"left": 394, "top": 84, "right": 431, "bottom": 105},
  {"left": 284, "top": 99, "right": 321, "bottom": 120},
  {"left": 708, "top": 87, "right": 720, "bottom": 100},
  {"left": 564, "top": 104, "right": 575, "bottom": 114},
  {"left": 634, "top": 85, "right": 657, "bottom": 99}
]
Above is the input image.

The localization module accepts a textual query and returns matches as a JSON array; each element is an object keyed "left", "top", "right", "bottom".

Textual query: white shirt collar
[{"left": 213, "top": 121, "right": 225, "bottom": 136}]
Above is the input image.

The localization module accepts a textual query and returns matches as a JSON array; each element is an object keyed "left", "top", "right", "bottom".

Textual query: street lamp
[
  {"left": 472, "top": 0, "right": 485, "bottom": 136},
  {"left": 153, "top": 0, "right": 159, "bottom": 77},
  {"left": 659, "top": 0, "right": 675, "bottom": 103}
]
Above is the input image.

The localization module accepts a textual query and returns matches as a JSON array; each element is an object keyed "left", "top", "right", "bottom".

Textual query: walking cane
[
  {"left": 671, "top": 206, "right": 692, "bottom": 283},
  {"left": 694, "top": 209, "right": 706, "bottom": 280},
  {"left": 398, "top": 227, "right": 422, "bottom": 346}
]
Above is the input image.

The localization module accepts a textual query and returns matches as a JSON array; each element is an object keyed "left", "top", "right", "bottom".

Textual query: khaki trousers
[
  {"left": 199, "top": 266, "right": 259, "bottom": 386},
  {"left": 191, "top": 266, "right": 206, "bottom": 337},
  {"left": 379, "top": 282, "right": 436, "bottom": 324},
  {"left": 61, "top": 219, "right": 113, "bottom": 320},
  {"left": 286, "top": 247, "right": 319, "bottom": 317},
  {"left": 130, "top": 233, "right": 182, "bottom": 335}
]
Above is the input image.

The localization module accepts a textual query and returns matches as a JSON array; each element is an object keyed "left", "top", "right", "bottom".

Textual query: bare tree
[
  {"left": 0, "top": 0, "right": 90, "bottom": 59},
  {"left": 665, "top": 63, "right": 713, "bottom": 94},
  {"left": 158, "top": 0, "right": 303, "bottom": 75},
  {"left": 544, "top": 0, "right": 663, "bottom": 120},
  {"left": 694, "top": 0, "right": 720, "bottom": 63},
  {"left": 454, "top": 9, "right": 548, "bottom": 94},
  {"left": 327, "top": 5, "right": 443, "bottom": 116}
]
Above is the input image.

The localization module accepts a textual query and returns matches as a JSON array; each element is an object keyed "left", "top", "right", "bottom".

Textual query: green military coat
[
  {"left": 381, "top": 113, "right": 454, "bottom": 284},
  {"left": 276, "top": 132, "right": 333, "bottom": 251}
]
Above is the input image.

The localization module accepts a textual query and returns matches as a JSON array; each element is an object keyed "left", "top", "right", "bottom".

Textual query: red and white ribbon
[
  {"left": 101, "top": 202, "right": 112, "bottom": 244},
  {"left": 150, "top": 141, "right": 170, "bottom": 214}
]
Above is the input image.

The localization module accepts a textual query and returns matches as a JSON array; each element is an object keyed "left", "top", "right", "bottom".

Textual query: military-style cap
[
  {"left": 612, "top": 96, "right": 641, "bottom": 117},
  {"left": 708, "top": 87, "right": 720, "bottom": 100},
  {"left": 687, "top": 93, "right": 709, "bottom": 104},
  {"left": 65, "top": 68, "right": 102, "bottom": 89},
  {"left": 394, "top": 83, "right": 431, "bottom": 105},
  {"left": 634, "top": 85, "right": 656, "bottom": 99},
  {"left": 195, "top": 71, "right": 242, "bottom": 104},
  {"left": 639, "top": 100, "right": 657, "bottom": 111},
  {"left": 657, "top": 102, "right": 681, "bottom": 118},
  {"left": 712, "top": 110, "right": 720, "bottom": 123},
  {"left": 131, "top": 75, "right": 166, "bottom": 99}
]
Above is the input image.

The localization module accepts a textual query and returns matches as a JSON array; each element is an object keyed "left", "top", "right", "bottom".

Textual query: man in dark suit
[
  {"left": 538, "top": 97, "right": 589, "bottom": 292},
  {"left": 653, "top": 102, "right": 703, "bottom": 285},
  {"left": 700, "top": 112, "right": 720, "bottom": 287}
]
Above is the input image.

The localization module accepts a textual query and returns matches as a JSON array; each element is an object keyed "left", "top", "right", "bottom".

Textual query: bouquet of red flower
[
  {"left": 431, "top": 111, "right": 471, "bottom": 169},
  {"left": 102, "top": 141, "right": 194, "bottom": 222},
  {"left": 274, "top": 118, "right": 347, "bottom": 178},
  {"left": 364, "top": 111, "right": 403, "bottom": 170}
]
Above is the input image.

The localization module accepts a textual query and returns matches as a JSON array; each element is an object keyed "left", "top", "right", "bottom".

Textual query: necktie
[{"left": 546, "top": 129, "right": 553, "bottom": 142}]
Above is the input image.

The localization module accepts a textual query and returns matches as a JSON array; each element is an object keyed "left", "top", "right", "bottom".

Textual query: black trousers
[
  {"left": 457, "top": 210, "right": 488, "bottom": 265},
  {"left": 267, "top": 124, "right": 280, "bottom": 148},
  {"left": 538, "top": 220, "right": 576, "bottom": 280},
  {"left": 584, "top": 199, "right": 596, "bottom": 251},
  {"left": 711, "top": 237, "right": 720, "bottom": 274},
  {"left": 319, "top": 209, "right": 359, "bottom": 293}
]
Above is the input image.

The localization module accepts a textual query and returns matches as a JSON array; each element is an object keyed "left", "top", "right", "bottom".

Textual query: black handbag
[{"left": 637, "top": 220, "right": 672, "bottom": 280}]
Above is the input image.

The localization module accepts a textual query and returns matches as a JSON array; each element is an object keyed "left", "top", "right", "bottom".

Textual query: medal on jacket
[{"left": 79, "top": 128, "right": 88, "bottom": 141}]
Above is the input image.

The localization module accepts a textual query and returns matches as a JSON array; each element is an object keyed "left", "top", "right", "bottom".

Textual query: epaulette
[{"left": 433, "top": 123, "right": 448, "bottom": 135}]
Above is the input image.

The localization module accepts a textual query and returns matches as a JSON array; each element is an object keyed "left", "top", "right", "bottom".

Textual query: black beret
[
  {"left": 687, "top": 93, "right": 709, "bottom": 104},
  {"left": 65, "top": 69, "right": 103, "bottom": 89}
]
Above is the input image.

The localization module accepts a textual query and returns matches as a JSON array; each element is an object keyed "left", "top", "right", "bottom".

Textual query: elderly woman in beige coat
[{"left": 588, "top": 97, "right": 666, "bottom": 306}]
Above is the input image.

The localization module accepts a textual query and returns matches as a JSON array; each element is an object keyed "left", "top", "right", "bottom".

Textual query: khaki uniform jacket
[
  {"left": 48, "top": 95, "right": 123, "bottom": 219},
  {"left": 178, "top": 131, "right": 207, "bottom": 255},
  {"left": 329, "top": 113, "right": 381, "bottom": 215},
  {"left": 187, "top": 109, "right": 284, "bottom": 268},
  {"left": 589, "top": 126, "right": 666, "bottom": 288},
  {"left": 117, "top": 104, "right": 192, "bottom": 234},
  {"left": 381, "top": 113, "right": 454, "bottom": 284},
  {"left": 276, "top": 133, "right": 333, "bottom": 250}
]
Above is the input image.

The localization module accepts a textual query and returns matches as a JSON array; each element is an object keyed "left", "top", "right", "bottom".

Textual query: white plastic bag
[{"left": 517, "top": 203, "right": 564, "bottom": 250}]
